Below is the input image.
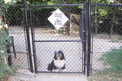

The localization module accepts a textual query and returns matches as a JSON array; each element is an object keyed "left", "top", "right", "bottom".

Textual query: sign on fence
[{"left": 48, "top": 8, "right": 69, "bottom": 29}]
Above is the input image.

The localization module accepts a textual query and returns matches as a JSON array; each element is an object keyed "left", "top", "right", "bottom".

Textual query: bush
[
  {"left": 100, "top": 47, "right": 122, "bottom": 74},
  {"left": 0, "top": 1, "right": 19, "bottom": 80},
  {"left": 0, "top": 25, "right": 19, "bottom": 80}
]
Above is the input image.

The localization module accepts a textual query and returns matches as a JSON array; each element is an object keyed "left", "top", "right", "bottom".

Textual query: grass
[
  {"left": 118, "top": 36, "right": 122, "bottom": 40},
  {"left": 88, "top": 47, "right": 122, "bottom": 81},
  {"left": 113, "top": 36, "right": 122, "bottom": 43},
  {"left": 100, "top": 47, "right": 122, "bottom": 74},
  {"left": 88, "top": 72, "right": 122, "bottom": 81}
]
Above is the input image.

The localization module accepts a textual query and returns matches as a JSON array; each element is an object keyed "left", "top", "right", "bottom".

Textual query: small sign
[{"left": 48, "top": 8, "right": 69, "bottom": 29}]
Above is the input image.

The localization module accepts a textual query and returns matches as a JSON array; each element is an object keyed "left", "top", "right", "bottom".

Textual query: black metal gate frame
[
  {"left": 24, "top": 0, "right": 34, "bottom": 72},
  {"left": 29, "top": 2, "right": 91, "bottom": 76}
]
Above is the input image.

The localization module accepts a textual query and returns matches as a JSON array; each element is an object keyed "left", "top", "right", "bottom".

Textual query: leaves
[
  {"left": 0, "top": 1, "right": 19, "bottom": 78},
  {"left": 92, "top": 6, "right": 110, "bottom": 18},
  {"left": 0, "top": 26, "right": 19, "bottom": 79},
  {"left": 91, "top": 0, "right": 112, "bottom": 3},
  {"left": 98, "top": 8, "right": 108, "bottom": 17}
]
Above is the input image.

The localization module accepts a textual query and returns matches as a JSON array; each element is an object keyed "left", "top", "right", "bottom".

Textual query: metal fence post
[
  {"left": 81, "top": 2, "right": 87, "bottom": 75},
  {"left": 84, "top": 3, "right": 89, "bottom": 76},
  {"left": 79, "top": 3, "right": 86, "bottom": 75},
  {"left": 87, "top": 0, "right": 91, "bottom": 77},
  {"left": 24, "top": 0, "right": 33, "bottom": 73},
  {"left": 29, "top": 4, "right": 38, "bottom": 73}
]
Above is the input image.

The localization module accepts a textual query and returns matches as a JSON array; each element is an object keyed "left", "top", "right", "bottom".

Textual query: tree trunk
[
  {"left": 95, "top": 27, "right": 97, "bottom": 36},
  {"left": 109, "top": 21, "right": 113, "bottom": 39},
  {"left": 63, "top": 7, "right": 71, "bottom": 35},
  {"left": 95, "top": 17, "right": 98, "bottom": 36},
  {"left": 95, "top": 1, "right": 98, "bottom": 36},
  {"left": 109, "top": 16, "right": 114, "bottom": 39}
]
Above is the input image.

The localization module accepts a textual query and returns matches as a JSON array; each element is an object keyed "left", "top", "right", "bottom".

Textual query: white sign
[{"left": 48, "top": 8, "right": 69, "bottom": 29}]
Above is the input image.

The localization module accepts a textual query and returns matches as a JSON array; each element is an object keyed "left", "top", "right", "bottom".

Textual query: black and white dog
[{"left": 47, "top": 50, "right": 66, "bottom": 71}]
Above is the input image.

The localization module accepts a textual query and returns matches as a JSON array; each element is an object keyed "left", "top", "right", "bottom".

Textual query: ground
[{"left": 8, "top": 69, "right": 88, "bottom": 81}]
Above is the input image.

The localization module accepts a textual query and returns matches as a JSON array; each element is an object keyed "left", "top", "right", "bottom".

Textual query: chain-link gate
[
  {"left": 29, "top": 4, "right": 88, "bottom": 74},
  {"left": 3, "top": 1, "right": 33, "bottom": 72}
]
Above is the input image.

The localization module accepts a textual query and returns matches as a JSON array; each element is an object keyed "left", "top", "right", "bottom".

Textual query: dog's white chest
[{"left": 54, "top": 60, "right": 65, "bottom": 68}]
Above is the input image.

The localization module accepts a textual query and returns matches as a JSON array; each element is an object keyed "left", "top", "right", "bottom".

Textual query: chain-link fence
[
  {"left": 5, "top": 4, "right": 30, "bottom": 69},
  {"left": 91, "top": 3, "right": 122, "bottom": 75},
  {"left": 4, "top": 1, "right": 122, "bottom": 77}
]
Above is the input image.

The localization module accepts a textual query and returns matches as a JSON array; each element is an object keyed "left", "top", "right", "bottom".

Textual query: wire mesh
[
  {"left": 91, "top": 4, "right": 122, "bottom": 75},
  {"left": 4, "top": 1, "right": 122, "bottom": 77},
  {"left": 31, "top": 5, "right": 85, "bottom": 73},
  {"left": 6, "top": 4, "right": 29, "bottom": 69}
]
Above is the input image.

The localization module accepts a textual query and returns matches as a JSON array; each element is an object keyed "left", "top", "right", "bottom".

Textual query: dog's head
[{"left": 54, "top": 50, "right": 65, "bottom": 60}]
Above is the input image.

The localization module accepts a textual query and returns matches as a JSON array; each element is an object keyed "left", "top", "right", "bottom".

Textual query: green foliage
[
  {"left": 100, "top": 47, "right": 122, "bottom": 74},
  {"left": 31, "top": 0, "right": 66, "bottom": 6},
  {"left": 97, "top": 7, "right": 109, "bottom": 17},
  {"left": 0, "top": 24, "right": 20, "bottom": 81},
  {"left": 92, "top": 6, "right": 110, "bottom": 18},
  {"left": 118, "top": 36, "right": 122, "bottom": 41},
  {"left": 91, "top": 0, "right": 112, "bottom": 4},
  {"left": 0, "top": 0, "right": 6, "bottom": 16},
  {"left": 91, "top": 20, "right": 99, "bottom": 28},
  {"left": 66, "top": 0, "right": 83, "bottom": 4},
  {"left": 0, "top": 27, "right": 10, "bottom": 79},
  {"left": 0, "top": 1, "right": 20, "bottom": 80},
  {"left": 7, "top": 6, "right": 23, "bottom": 26},
  {"left": 31, "top": 0, "right": 83, "bottom": 5},
  {"left": 48, "top": 0, "right": 66, "bottom": 5},
  {"left": 118, "top": 0, "right": 122, "bottom": 3},
  {"left": 114, "top": 36, "right": 122, "bottom": 43}
]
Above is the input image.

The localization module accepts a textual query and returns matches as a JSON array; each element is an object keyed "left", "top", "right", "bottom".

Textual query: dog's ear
[
  {"left": 61, "top": 54, "right": 65, "bottom": 60},
  {"left": 58, "top": 50, "right": 65, "bottom": 60}
]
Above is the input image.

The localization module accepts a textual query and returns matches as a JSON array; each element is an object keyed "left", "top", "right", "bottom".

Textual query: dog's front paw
[
  {"left": 53, "top": 69, "right": 59, "bottom": 72},
  {"left": 60, "top": 69, "right": 66, "bottom": 72}
]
